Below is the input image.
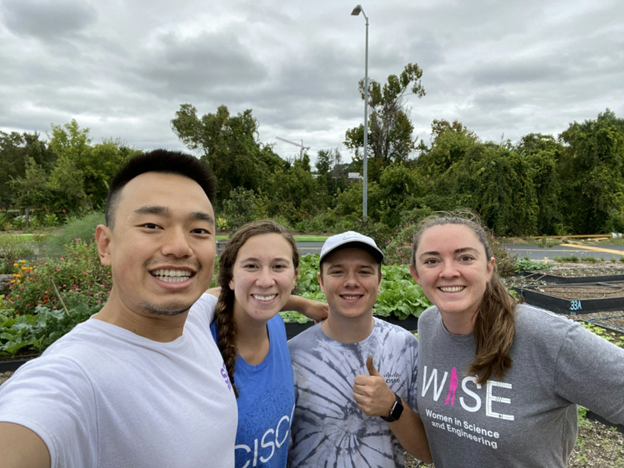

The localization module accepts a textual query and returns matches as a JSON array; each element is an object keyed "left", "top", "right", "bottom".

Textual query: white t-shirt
[{"left": 0, "top": 294, "right": 237, "bottom": 468}]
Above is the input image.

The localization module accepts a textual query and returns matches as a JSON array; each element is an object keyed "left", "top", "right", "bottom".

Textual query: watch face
[
  {"left": 391, "top": 397, "right": 404, "bottom": 420},
  {"left": 382, "top": 392, "right": 404, "bottom": 422}
]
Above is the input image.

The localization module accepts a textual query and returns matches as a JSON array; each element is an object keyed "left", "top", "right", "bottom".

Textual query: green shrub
[
  {"left": 554, "top": 255, "right": 580, "bottom": 263},
  {"left": 44, "top": 212, "right": 105, "bottom": 255},
  {"left": 489, "top": 235, "right": 518, "bottom": 278},
  {"left": 383, "top": 221, "right": 416, "bottom": 266},
  {"left": 515, "top": 257, "right": 552, "bottom": 272},
  {"left": 3, "top": 238, "right": 111, "bottom": 314},
  {"left": 221, "top": 188, "right": 263, "bottom": 231}
]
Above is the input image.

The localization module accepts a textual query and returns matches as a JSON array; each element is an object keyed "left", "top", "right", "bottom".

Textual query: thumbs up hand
[{"left": 353, "top": 355, "right": 396, "bottom": 417}]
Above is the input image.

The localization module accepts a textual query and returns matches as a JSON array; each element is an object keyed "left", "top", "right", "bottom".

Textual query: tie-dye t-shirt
[
  {"left": 288, "top": 318, "right": 419, "bottom": 468},
  {"left": 417, "top": 303, "right": 624, "bottom": 467}
]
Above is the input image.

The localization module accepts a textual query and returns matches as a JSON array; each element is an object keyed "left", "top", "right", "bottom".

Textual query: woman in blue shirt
[{"left": 211, "top": 220, "right": 319, "bottom": 467}]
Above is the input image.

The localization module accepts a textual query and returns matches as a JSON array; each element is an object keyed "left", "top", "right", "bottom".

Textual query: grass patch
[{"left": 554, "top": 255, "right": 580, "bottom": 263}]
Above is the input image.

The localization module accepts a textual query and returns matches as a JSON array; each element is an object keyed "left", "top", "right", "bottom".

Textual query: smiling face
[
  {"left": 96, "top": 172, "right": 216, "bottom": 320},
  {"left": 229, "top": 233, "right": 298, "bottom": 326},
  {"left": 410, "top": 223, "right": 494, "bottom": 333},
  {"left": 318, "top": 247, "right": 381, "bottom": 322}
]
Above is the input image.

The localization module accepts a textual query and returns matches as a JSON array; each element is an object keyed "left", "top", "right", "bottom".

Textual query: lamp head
[{"left": 351, "top": 5, "right": 362, "bottom": 15}]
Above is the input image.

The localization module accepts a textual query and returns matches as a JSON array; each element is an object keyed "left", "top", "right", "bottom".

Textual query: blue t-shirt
[{"left": 211, "top": 314, "right": 295, "bottom": 468}]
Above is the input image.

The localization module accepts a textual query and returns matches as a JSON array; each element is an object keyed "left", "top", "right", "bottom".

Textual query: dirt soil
[{"left": 1, "top": 263, "right": 623, "bottom": 467}]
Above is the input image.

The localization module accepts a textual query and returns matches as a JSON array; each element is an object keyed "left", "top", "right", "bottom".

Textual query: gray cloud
[
  {"left": 1, "top": 0, "right": 97, "bottom": 40},
  {"left": 0, "top": 0, "right": 622, "bottom": 163}
]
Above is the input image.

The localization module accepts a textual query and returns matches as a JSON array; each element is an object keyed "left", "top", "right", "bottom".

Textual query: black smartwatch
[{"left": 380, "top": 392, "right": 404, "bottom": 422}]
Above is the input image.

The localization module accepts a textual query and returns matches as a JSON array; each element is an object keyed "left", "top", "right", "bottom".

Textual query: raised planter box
[
  {"left": 512, "top": 287, "right": 624, "bottom": 315},
  {"left": 519, "top": 272, "right": 624, "bottom": 285}
]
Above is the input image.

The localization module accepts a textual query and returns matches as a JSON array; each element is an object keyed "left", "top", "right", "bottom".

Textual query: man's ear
[
  {"left": 95, "top": 224, "right": 112, "bottom": 266},
  {"left": 317, "top": 271, "right": 325, "bottom": 294},
  {"left": 409, "top": 264, "right": 421, "bottom": 285}
]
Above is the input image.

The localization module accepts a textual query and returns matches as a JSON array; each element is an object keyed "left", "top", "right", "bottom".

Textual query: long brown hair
[
  {"left": 411, "top": 211, "right": 517, "bottom": 384},
  {"left": 214, "top": 220, "right": 300, "bottom": 397}
]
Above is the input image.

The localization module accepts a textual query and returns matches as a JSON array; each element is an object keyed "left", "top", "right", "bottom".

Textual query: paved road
[
  {"left": 296, "top": 241, "right": 624, "bottom": 262},
  {"left": 506, "top": 244, "right": 624, "bottom": 262}
]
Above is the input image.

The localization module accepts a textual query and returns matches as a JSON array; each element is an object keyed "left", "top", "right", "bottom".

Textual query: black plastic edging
[
  {"left": 586, "top": 410, "right": 624, "bottom": 434},
  {"left": 0, "top": 358, "right": 34, "bottom": 373},
  {"left": 519, "top": 272, "right": 624, "bottom": 285},
  {"left": 512, "top": 287, "right": 624, "bottom": 315}
]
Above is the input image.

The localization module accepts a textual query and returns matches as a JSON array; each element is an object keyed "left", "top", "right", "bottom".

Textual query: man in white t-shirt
[
  {"left": 0, "top": 150, "right": 238, "bottom": 468},
  {"left": 288, "top": 231, "right": 432, "bottom": 467}
]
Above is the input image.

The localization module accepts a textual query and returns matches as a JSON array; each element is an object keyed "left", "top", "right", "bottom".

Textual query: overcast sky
[{"left": 1, "top": 0, "right": 622, "bottom": 164}]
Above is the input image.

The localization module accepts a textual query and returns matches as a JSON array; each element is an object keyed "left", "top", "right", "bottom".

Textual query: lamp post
[{"left": 351, "top": 4, "right": 368, "bottom": 220}]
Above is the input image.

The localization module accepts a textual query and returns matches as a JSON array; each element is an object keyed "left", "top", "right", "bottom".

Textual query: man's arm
[
  {"left": 353, "top": 356, "right": 432, "bottom": 464},
  {"left": 0, "top": 422, "right": 51, "bottom": 468},
  {"left": 283, "top": 295, "right": 328, "bottom": 322}
]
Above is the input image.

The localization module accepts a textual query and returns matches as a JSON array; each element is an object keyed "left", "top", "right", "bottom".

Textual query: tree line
[{"left": 2, "top": 63, "right": 623, "bottom": 240}]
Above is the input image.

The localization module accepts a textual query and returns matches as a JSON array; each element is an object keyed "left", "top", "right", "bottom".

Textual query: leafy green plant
[
  {"left": 3, "top": 238, "right": 111, "bottom": 314},
  {"left": 375, "top": 264, "right": 432, "bottom": 319},
  {"left": 43, "top": 213, "right": 59, "bottom": 227},
  {"left": 577, "top": 406, "right": 593, "bottom": 431},
  {"left": 515, "top": 257, "right": 552, "bottom": 272},
  {"left": 294, "top": 254, "right": 322, "bottom": 295},
  {"left": 0, "top": 303, "right": 101, "bottom": 356},
  {"left": 581, "top": 322, "right": 624, "bottom": 348}
]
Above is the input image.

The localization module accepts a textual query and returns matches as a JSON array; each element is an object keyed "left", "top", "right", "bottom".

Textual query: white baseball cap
[{"left": 319, "top": 231, "right": 384, "bottom": 265}]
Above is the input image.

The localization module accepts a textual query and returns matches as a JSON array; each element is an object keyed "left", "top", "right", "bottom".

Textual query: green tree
[
  {"left": 345, "top": 63, "right": 426, "bottom": 180},
  {"left": 315, "top": 148, "right": 347, "bottom": 206},
  {"left": 265, "top": 163, "right": 321, "bottom": 227},
  {"left": 171, "top": 104, "right": 286, "bottom": 205},
  {"left": 516, "top": 133, "right": 565, "bottom": 234},
  {"left": 452, "top": 143, "right": 538, "bottom": 236},
  {"left": 376, "top": 163, "right": 424, "bottom": 228},
  {"left": 416, "top": 119, "right": 478, "bottom": 178},
  {"left": 558, "top": 110, "right": 624, "bottom": 234},
  {"left": 0, "top": 131, "right": 56, "bottom": 207},
  {"left": 9, "top": 121, "right": 134, "bottom": 217}
]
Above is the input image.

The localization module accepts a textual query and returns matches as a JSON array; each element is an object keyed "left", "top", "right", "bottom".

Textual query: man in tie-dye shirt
[{"left": 288, "top": 231, "right": 431, "bottom": 467}]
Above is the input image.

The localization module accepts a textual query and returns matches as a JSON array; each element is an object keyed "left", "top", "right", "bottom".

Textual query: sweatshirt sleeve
[{"left": 554, "top": 321, "right": 624, "bottom": 425}]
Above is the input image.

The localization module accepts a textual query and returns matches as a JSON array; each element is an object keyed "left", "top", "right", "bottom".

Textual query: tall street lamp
[{"left": 351, "top": 4, "right": 369, "bottom": 220}]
